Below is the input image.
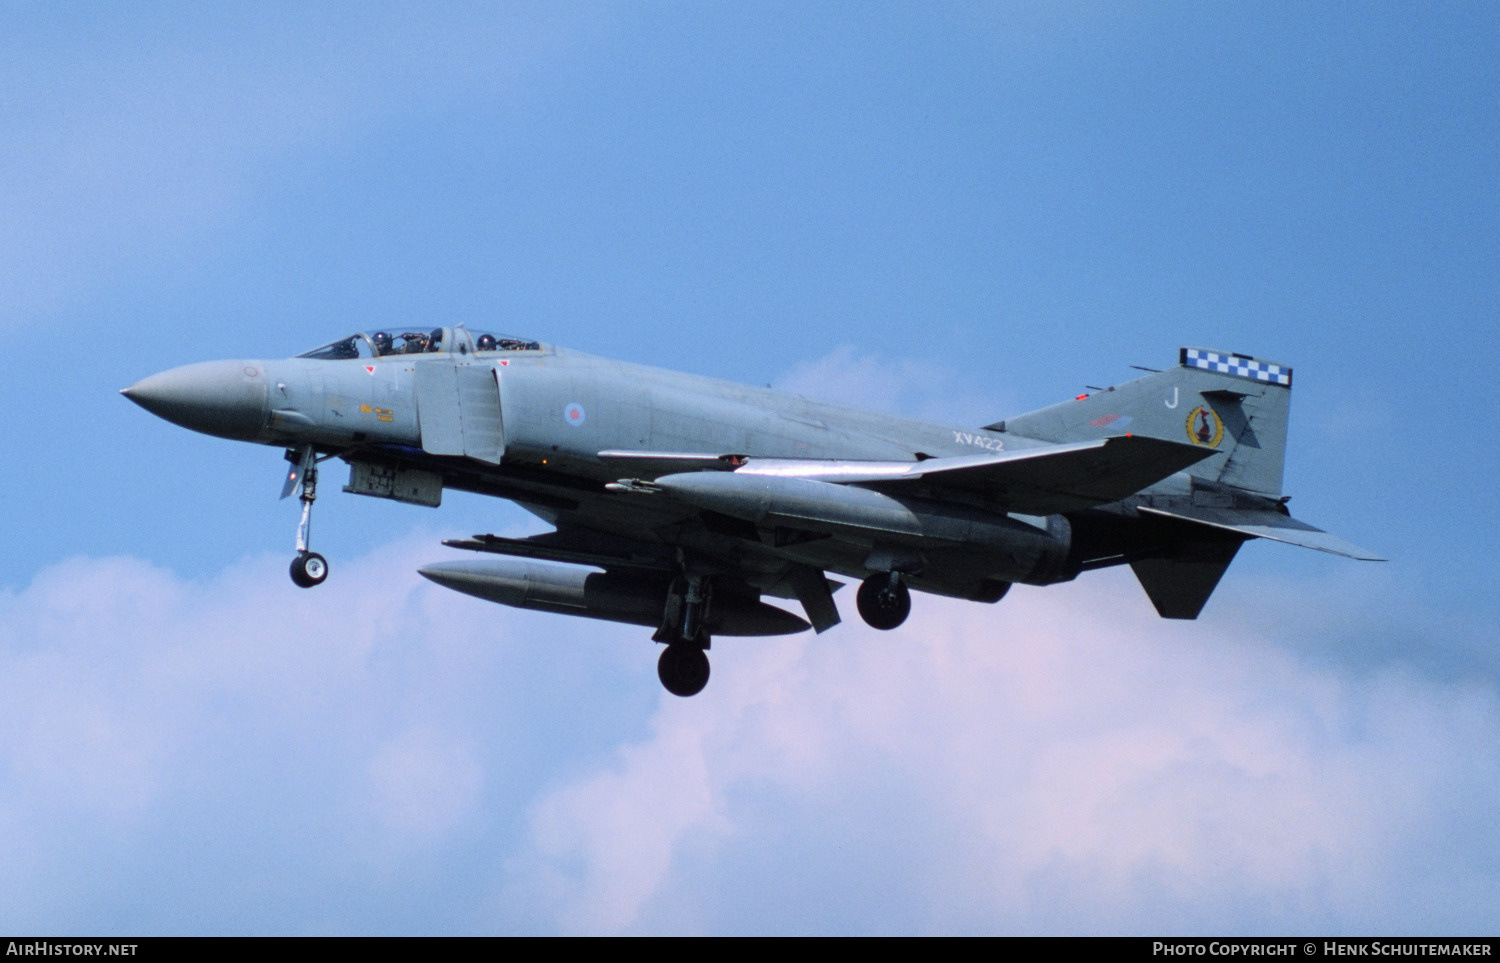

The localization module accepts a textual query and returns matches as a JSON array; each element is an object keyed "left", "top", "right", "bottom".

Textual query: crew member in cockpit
[
  {"left": 373, "top": 331, "right": 394, "bottom": 356},
  {"left": 476, "top": 333, "right": 497, "bottom": 351}
]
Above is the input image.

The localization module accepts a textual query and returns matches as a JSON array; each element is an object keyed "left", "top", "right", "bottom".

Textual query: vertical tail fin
[{"left": 996, "top": 348, "right": 1293, "bottom": 497}]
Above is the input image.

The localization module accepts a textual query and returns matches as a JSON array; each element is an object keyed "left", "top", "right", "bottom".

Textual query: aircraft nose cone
[{"left": 122, "top": 360, "right": 269, "bottom": 441}]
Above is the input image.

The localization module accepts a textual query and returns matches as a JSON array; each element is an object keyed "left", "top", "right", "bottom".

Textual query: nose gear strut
[{"left": 284, "top": 446, "right": 329, "bottom": 588}]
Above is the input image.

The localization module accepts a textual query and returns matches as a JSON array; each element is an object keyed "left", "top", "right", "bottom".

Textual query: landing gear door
[{"left": 414, "top": 362, "right": 505, "bottom": 464}]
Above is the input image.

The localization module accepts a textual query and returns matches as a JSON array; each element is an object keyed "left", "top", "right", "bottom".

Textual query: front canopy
[{"left": 296, "top": 327, "right": 542, "bottom": 360}]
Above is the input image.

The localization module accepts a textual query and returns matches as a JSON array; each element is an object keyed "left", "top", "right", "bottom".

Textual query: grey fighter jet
[{"left": 123, "top": 330, "right": 1381, "bottom": 696}]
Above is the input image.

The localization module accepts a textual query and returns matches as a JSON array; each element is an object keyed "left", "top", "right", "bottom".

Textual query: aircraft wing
[{"left": 737, "top": 435, "right": 1217, "bottom": 515}]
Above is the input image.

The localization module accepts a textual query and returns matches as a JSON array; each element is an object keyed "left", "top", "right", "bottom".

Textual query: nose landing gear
[{"left": 284, "top": 446, "right": 329, "bottom": 588}]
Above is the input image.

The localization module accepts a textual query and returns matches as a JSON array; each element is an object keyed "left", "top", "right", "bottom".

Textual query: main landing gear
[
  {"left": 856, "top": 572, "right": 911, "bottom": 630},
  {"left": 658, "top": 644, "right": 710, "bottom": 698},
  {"left": 654, "top": 574, "right": 713, "bottom": 697},
  {"left": 285, "top": 446, "right": 329, "bottom": 588}
]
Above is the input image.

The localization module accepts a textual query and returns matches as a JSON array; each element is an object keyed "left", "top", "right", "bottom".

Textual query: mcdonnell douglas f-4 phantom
[{"left": 123, "top": 330, "right": 1381, "bottom": 696}]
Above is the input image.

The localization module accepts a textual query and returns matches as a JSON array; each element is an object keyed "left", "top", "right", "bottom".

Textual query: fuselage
[
  {"left": 125, "top": 334, "right": 1041, "bottom": 472},
  {"left": 122, "top": 328, "right": 1082, "bottom": 602}
]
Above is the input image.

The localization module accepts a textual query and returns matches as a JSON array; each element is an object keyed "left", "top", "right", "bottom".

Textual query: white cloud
[
  {"left": 502, "top": 571, "right": 1500, "bottom": 935},
  {"left": 508, "top": 714, "right": 733, "bottom": 934},
  {"left": 0, "top": 535, "right": 555, "bottom": 929},
  {"left": 0, "top": 535, "right": 1493, "bottom": 934},
  {"left": 364, "top": 725, "right": 483, "bottom": 839}
]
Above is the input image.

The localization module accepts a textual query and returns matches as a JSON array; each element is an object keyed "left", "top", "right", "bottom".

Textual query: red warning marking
[{"left": 364, "top": 365, "right": 376, "bottom": 375}]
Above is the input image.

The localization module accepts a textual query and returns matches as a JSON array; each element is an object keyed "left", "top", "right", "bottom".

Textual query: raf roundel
[{"left": 564, "top": 402, "right": 586, "bottom": 427}]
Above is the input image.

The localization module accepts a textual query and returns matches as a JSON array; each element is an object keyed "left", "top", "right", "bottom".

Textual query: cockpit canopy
[{"left": 297, "top": 328, "right": 542, "bottom": 361}]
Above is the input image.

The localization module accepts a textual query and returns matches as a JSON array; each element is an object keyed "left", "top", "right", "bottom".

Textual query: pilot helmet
[
  {"left": 477, "top": 333, "right": 497, "bottom": 351},
  {"left": 428, "top": 328, "right": 444, "bottom": 351}
]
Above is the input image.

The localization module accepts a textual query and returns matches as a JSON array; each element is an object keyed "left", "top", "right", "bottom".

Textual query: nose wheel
[
  {"left": 284, "top": 446, "right": 331, "bottom": 588},
  {"left": 857, "top": 572, "right": 911, "bottom": 629},
  {"left": 290, "top": 551, "right": 328, "bottom": 588}
]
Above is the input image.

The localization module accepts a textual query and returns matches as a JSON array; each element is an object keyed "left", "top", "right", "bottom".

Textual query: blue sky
[{"left": 1, "top": 2, "right": 1496, "bottom": 934}]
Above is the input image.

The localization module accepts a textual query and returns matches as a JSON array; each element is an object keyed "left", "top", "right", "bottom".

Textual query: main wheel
[
  {"left": 856, "top": 574, "right": 911, "bottom": 630},
  {"left": 290, "top": 551, "right": 328, "bottom": 588},
  {"left": 658, "top": 644, "right": 710, "bottom": 697}
]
